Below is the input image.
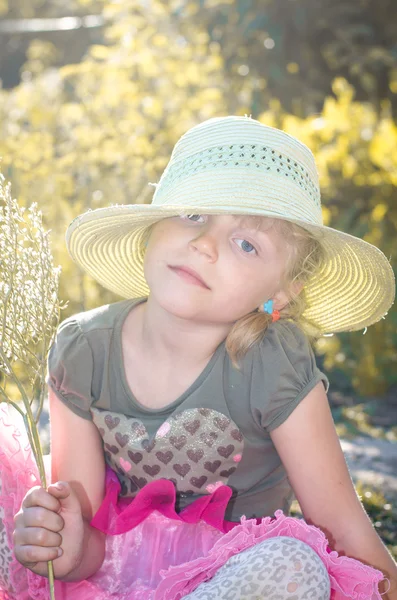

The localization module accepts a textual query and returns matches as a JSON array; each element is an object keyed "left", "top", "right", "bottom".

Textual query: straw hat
[{"left": 66, "top": 115, "right": 395, "bottom": 333}]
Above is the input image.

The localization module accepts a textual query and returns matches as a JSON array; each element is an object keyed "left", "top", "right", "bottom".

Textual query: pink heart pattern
[{"left": 91, "top": 407, "right": 244, "bottom": 498}]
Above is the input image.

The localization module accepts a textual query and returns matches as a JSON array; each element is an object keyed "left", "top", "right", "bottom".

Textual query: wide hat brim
[{"left": 66, "top": 203, "right": 395, "bottom": 334}]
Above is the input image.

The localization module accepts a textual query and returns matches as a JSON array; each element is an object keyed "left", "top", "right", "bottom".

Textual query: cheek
[
  {"left": 222, "top": 273, "right": 266, "bottom": 312},
  {"left": 226, "top": 261, "right": 280, "bottom": 306}
]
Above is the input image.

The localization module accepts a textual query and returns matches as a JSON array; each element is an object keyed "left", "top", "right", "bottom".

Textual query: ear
[{"left": 273, "top": 280, "right": 304, "bottom": 311}]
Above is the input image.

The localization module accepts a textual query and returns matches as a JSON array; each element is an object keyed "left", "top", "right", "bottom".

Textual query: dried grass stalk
[{"left": 0, "top": 172, "right": 67, "bottom": 599}]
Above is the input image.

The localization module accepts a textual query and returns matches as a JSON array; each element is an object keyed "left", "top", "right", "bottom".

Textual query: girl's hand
[{"left": 13, "top": 482, "right": 85, "bottom": 579}]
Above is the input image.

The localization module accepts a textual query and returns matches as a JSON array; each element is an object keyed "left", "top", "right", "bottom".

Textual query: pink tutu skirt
[{"left": 0, "top": 404, "right": 386, "bottom": 600}]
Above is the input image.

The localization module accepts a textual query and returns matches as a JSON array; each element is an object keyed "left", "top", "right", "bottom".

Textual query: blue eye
[
  {"left": 236, "top": 239, "right": 257, "bottom": 254},
  {"left": 182, "top": 214, "right": 205, "bottom": 223}
]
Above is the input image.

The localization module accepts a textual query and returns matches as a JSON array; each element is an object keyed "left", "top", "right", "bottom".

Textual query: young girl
[{"left": 1, "top": 115, "right": 396, "bottom": 600}]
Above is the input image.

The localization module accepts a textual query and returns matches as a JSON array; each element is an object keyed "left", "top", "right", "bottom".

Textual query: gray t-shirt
[{"left": 46, "top": 297, "right": 329, "bottom": 522}]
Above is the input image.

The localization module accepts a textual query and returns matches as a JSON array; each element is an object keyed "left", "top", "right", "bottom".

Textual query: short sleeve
[
  {"left": 251, "top": 321, "right": 329, "bottom": 432},
  {"left": 46, "top": 317, "right": 94, "bottom": 420}
]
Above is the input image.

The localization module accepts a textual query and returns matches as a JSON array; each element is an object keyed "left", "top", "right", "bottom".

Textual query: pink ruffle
[
  {"left": 0, "top": 405, "right": 50, "bottom": 600},
  {"left": 91, "top": 468, "right": 238, "bottom": 534},
  {"left": 0, "top": 404, "right": 388, "bottom": 600},
  {"left": 154, "top": 511, "right": 385, "bottom": 600}
]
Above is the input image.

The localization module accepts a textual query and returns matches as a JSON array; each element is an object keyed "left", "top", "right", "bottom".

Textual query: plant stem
[{"left": 0, "top": 349, "right": 56, "bottom": 600}]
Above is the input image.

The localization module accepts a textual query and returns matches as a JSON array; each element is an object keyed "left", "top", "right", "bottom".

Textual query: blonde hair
[{"left": 225, "top": 218, "right": 326, "bottom": 368}]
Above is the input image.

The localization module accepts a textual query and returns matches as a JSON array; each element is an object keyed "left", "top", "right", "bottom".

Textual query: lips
[{"left": 168, "top": 265, "right": 210, "bottom": 289}]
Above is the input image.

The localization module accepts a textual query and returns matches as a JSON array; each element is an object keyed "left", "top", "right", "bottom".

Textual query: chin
[{"left": 149, "top": 283, "right": 208, "bottom": 319}]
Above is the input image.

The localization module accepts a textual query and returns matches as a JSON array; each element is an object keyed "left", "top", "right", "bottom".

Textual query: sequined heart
[
  {"left": 91, "top": 407, "right": 244, "bottom": 498},
  {"left": 105, "top": 443, "right": 119, "bottom": 455},
  {"left": 183, "top": 419, "right": 200, "bottom": 435},
  {"left": 231, "top": 429, "right": 243, "bottom": 442},
  {"left": 218, "top": 444, "right": 234, "bottom": 458},
  {"left": 170, "top": 435, "right": 187, "bottom": 450},
  {"left": 173, "top": 463, "right": 191, "bottom": 477},
  {"left": 128, "top": 450, "right": 143, "bottom": 464},
  {"left": 131, "top": 422, "right": 147, "bottom": 438},
  {"left": 156, "top": 450, "right": 173, "bottom": 465},
  {"left": 220, "top": 467, "right": 236, "bottom": 477},
  {"left": 200, "top": 432, "right": 218, "bottom": 447},
  {"left": 187, "top": 449, "right": 204, "bottom": 463},
  {"left": 204, "top": 460, "right": 221, "bottom": 473},
  {"left": 131, "top": 475, "right": 147, "bottom": 489},
  {"left": 190, "top": 476, "right": 207, "bottom": 489},
  {"left": 142, "top": 439, "right": 156, "bottom": 453},
  {"left": 143, "top": 464, "right": 161, "bottom": 477},
  {"left": 198, "top": 408, "right": 211, "bottom": 417},
  {"left": 105, "top": 414, "right": 120, "bottom": 430},
  {"left": 115, "top": 432, "right": 129, "bottom": 447},
  {"left": 214, "top": 416, "right": 230, "bottom": 432}
]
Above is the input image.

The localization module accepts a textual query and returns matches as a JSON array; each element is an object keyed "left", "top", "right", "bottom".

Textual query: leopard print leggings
[
  {"left": 0, "top": 476, "right": 14, "bottom": 595},
  {"left": 184, "top": 536, "right": 331, "bottom": 600}
]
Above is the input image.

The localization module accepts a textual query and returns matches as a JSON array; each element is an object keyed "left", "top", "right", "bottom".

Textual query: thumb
[{"left": 47, "top": 481, "right": 82, "bottom": 514}]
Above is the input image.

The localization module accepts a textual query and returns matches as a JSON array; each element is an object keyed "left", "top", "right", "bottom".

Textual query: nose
[{"left": 189, "top": 230, "right": 218, "bottom": 262}]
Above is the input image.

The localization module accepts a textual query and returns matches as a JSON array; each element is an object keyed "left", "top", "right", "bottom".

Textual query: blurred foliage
[
  {"left": 0, "top": 0, "right": 396, "bottom": 396},
  {"left": 356, "top": 482, "right": 397, "bottom": 560},
  {"left": 0, "top": 0, "right": 228, "bottom": 316},
  {"left": 332, "top": 401, "right": 397, "bottom": 442},
  {"left": 189, "top": 0, "right": 397, "bottom": 117},
  {"left": 2, "top": 0, "right": 397, "bottom": 117}
]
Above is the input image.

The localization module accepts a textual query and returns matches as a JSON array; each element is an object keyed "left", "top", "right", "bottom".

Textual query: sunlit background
[{"left": 1, "top": 0, "right": 396, "bottom": 396}]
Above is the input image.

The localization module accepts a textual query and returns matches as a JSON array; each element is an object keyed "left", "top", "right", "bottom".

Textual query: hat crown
[{"left": 151, "top": 115, "right": 323, "bottom": 226}]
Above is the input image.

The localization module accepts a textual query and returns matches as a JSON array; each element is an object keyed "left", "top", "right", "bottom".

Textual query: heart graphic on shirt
[
  {"left": 115, "top": 432, "right": 129, "bottom": 447},
  {"left": 187, "top": 449, "right": 204, "bottom": 463},
  {"left": 204, "top": 460, "right": 221, "bottom": 473},
  {"left": 190, "top": 475, "right": 207, "bottom": 489},
  {"left": 105, "top": 443, "right": 119, "bottom": 455},
  {"left": 132, "top": 475, "right": 147, "bottom": 488},
  {"left": 231, "top": 429, "right": 243, "bottom": 442},
  {"left": 173, "top": 463, "right": 191, "bottom": 477},
  {"left": 119, "top": 457, "right": 132, "bottom": 472},
  {"left": 142, "top": 439, "right": 156, "bottom": 453},
  {"left": 91, "top": 407, "right": 244, "bottom": 497},
  {"left": 157, "top": 422, "right": 171, "bottom": 437},
  {"left": 220, "top": 467, "right": 236, "bottom": 478},
  {"left": 206, "top": 481, "right": 224, "bottom": 493},
  {"left": 183, "top": 419, "right": 200, "bottom": 435},
  {"left": 214, "top": 417, "right": 230, "bottom": 432},
  {"left": 156, "top": 450, "right": 173, "bottom": 465},
  {"left": 200, "top": 432, "right": 218, "bottom": 447},
  {"left": 105, "top": 414, "right": 120, "bottom": 430},
  {"left": 218, "top": 444, "right": 234, "bottom": 459},
  {"left": 143, "top": 464, "right": 161, "bottom": 477},
  {"left": 128, "top": 450, "right": 143, "bottom": 464}
]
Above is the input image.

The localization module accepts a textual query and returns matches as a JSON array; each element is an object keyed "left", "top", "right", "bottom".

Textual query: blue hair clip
[{"left": 263, "top": 300, "right": 273, "bottom": 314}]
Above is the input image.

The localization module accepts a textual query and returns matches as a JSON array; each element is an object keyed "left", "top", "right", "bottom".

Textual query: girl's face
[{"left": 144, "top": 214, "right": 290, "bottom": 323}]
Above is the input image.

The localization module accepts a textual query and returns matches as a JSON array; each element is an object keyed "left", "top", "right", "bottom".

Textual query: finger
[
  {"left": 17, "top": 507, "right": 64, "bottom": 532},
  {"left": 13, "top": 526, "right": 62, "bottom": 548},
  {"left": 21, "top": 486, "right": 61, "bottom": 513},
  {"left": 47, "top": 482, "right": 82, "bottom": 514},
  {"left": 15, "top": 544, "right": 62, "bottom": 566}
]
